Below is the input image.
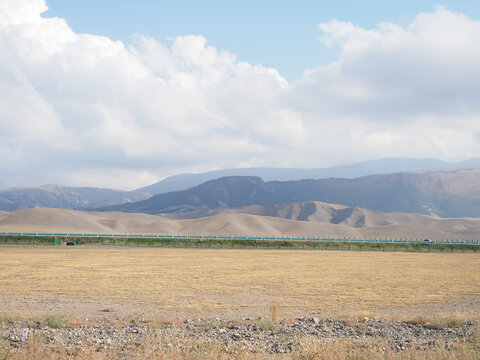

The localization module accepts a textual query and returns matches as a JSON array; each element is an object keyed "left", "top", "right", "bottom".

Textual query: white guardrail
[{"left": 0, "top": 232, "right": 479, "bottom": 245}]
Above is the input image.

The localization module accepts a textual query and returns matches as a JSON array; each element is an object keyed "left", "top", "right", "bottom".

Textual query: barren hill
[{"left": 1, "top": 207, "right": 480, "bottom": 241}]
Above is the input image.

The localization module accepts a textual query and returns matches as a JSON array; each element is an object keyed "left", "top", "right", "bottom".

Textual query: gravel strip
[{"left": 2, "top": 317, "right": 478, "bottom": 354}]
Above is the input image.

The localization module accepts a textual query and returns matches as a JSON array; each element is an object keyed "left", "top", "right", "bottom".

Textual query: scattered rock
[{"left": 1, "top": 318, "right": 477, "bottom": 354}]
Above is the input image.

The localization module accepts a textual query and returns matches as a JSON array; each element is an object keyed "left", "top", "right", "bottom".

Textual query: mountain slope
[
  {"left": 98, "top": 176, "right": 291, "bottom": 214},
  {"left": 100, "top": 170, "right": 480, "bottom": 218},
  {"left": 0, "top": 185, "right": 151, "bottom": 211},
  {"left": 230, "top": 202, "right": 376, "bottom": 227},
  {"left": 269, "top": 170, "right": 480, "bottom": 217},
  {"left": 4, "top": 157, "right": 480, "bottom": 212},
  {"left": 4, "top": 158, "right": 480, "bottom": 213},
  {"left": 135, "top": 157, "right": 480, "bottom": 195}
]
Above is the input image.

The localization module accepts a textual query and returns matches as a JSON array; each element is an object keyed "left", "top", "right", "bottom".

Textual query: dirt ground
[{"left": 0, "top": 246, "right": 479, "bottom": 322}]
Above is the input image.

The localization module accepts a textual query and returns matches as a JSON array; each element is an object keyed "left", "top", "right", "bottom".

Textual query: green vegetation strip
[{"left": 0, "top": 235, "right": 478, "bottom": 253}]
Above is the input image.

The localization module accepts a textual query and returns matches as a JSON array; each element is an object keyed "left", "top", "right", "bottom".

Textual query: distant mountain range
[
  {"left": 98, "top": 169, "right": 480, "bottom": 218},
  {"left": 1, "top": 157, "right": 480, "bottom": 215},
  {"left": 0, "top": 184, "right": 150, "bottom": 212},
  {"left": 134, "top": 157, "right": 480, "bottom": 195}
]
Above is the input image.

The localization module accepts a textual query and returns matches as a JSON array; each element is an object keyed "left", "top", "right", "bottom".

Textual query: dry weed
[{"left": 3, "top": 330, "right": 480, "bottom": 360}]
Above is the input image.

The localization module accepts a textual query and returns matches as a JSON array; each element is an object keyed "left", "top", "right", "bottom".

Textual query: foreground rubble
[{"left": 2, "top": 317, "right": 478, "bottom": 355}]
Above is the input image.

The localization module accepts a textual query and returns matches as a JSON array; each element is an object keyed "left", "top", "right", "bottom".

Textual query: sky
[
  {"left": 44, "top": 0, "right": 480, "bottom": 81},
  {"left": 1, "top": 1, "right": 480, "bottom": 190}
]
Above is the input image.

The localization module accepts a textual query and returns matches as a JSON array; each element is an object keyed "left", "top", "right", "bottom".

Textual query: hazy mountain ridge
[
  {"left": 0, "top": 185, "right": 151, "bottom": 211},
  {"left": 269, "top": 170, "right": 480, "bottom": 217},
  {"left": 135, "top": 157, "right": 480, "bottom": 195},
  {"left": 99, "top": 170, "right": 480, "bottom": 218},
  {"left": 2, "top": 158, "right": 480, "bottom": 212},
  {"left": 97, "top": 176, "right": 292, "bottom": 214}
]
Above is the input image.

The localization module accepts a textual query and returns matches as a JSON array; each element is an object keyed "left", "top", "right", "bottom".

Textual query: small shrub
[
  {"left": 356, "top": 323, "right": 369, "bottom": 336},
  {"left": 100, "top": 308, "right": 115, "bottom": 313},
  {"left": 406, "top": 316, "right": 466, "bottom": 329},
  {"left": 432, "top": 317, "right": 466, "bottom": 329},
  {"left": 200, "top": 319, "right": 225, "bottom": 332},
  {"left": 404, "top": 315, "right": 430, "bottom": 326},
  {"left": 46, "top": 314, "right": 65, "bottom": 329},
  {"left": 444, "top": 318, "right": 466, "bottom": 328},
  {"left": 258, "top": 318, "right": 277, "bottom": 331}
]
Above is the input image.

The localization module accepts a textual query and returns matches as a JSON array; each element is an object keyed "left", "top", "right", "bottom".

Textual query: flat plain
[{"left": 1, "top": 247, "right": 479, "bottom": 321}]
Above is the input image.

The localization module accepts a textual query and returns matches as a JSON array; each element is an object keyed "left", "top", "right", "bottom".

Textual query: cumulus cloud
[
  {"left": 0, "top": 0, "right": 47, "bottom": 27},
  {"left": 289, "top": 6, "right": 480, "bottom": 162},
  {"left": 0, "top": 2, "right": 479, "bottom": 189},
  {"left": 308, "top": 6, "right": 480, "bottom": 118}
]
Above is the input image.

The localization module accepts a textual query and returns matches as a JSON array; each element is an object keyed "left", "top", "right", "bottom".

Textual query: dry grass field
[{"left": 0, "top": 247, "right": 479, "bottom": 321}]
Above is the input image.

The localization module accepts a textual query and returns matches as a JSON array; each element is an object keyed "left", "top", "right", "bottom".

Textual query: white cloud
[
  {"left": 0, "top": 2, "right": 480, "bottom": 190},
  {"left": 304, "top": 6, "right": 480, "bottom": 119},
  {"left": 288, "top": 6, "right": 480, "bottom": 165},
  {"left": 0, "top": 0, "right": 47, "bottom": 27}
]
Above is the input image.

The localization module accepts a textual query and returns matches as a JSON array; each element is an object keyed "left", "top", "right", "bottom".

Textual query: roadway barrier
[
  {"left": 0, "top": 231, "right": 479, "bottom": 245},
  {"left": 0, "top": 233, "right": 478, "bottom": 253}
]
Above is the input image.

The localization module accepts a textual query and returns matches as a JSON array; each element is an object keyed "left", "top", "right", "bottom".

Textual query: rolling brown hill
[
  {"left": 1, "top": 207, "right": 479, "bottom": 241},
  {"left": 226, "top": 202, "right": 480, "bottom": 240}
]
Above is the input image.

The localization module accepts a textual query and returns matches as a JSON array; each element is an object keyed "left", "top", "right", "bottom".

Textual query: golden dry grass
[
  {"left": 2, "top": 329, "right": 480, "bottom": 360},
  {"left": 0, "top": 247, "right": 479, "bottom": 320}
]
